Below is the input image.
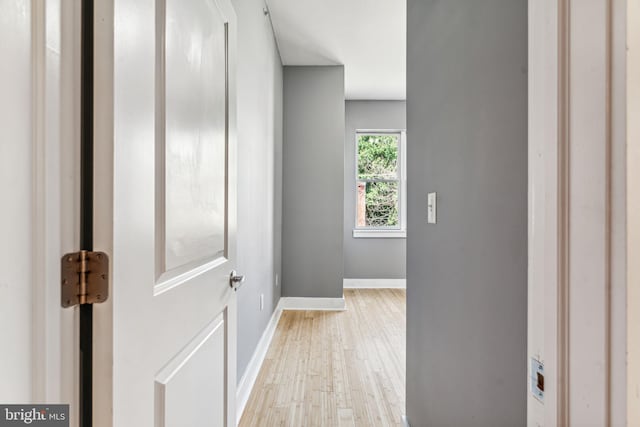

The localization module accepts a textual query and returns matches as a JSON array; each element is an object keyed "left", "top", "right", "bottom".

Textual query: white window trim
[
  {"left": 352, "top": 229, "right": 407, "bottom": 238},
  {"left": 353, "top": 130, "right": 407, "bottom": 239}
]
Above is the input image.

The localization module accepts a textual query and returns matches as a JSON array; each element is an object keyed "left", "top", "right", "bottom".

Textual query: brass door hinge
[{"left": 61, "top": 250, "right": 109, "bottom": 308}]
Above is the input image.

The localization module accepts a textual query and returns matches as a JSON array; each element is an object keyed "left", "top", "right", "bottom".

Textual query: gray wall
[
  {"left": 282, "top": 66, "right": 344, "bottom": 298},
  {"left": 233, "top": 0, "right": 283, "bottom": 381},
  {"left": 406, "top": 1, "right": 527, "bottom": 426},
  {"left": 344, "top": 101, "right": 406, "bottom": 279}
]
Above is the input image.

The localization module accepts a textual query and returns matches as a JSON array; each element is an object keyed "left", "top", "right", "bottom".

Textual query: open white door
[{"left": 93, "top": 0, "right": 238, "bottom": 425}]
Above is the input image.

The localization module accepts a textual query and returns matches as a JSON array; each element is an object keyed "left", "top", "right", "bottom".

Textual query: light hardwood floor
[{"left": 239, "top": 289, "right": 406, "bottom": 427}]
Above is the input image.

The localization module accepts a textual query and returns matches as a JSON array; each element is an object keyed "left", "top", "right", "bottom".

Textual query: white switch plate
[
  {"left": 427, "top": 192, "right": 437, "bottom": 224},
  {"left": 275, "top": 273, "right": 279, "bottom": 287},
  {"left": 260, "top": 294, "right": 264, "bottom": 311}
]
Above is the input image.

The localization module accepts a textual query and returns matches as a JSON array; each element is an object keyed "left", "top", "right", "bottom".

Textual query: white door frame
[
  {"left": 92, "top": 0, "right": 114, "bottom": 424},
  {"left": 528, "top": 0, "right": 635, "bottom": 425},
  {"left": 626, "top": 0, "right": 640, "bottom": 423},
  {"left": 30, "top": 0, "right": 80, "bottom": 412}
]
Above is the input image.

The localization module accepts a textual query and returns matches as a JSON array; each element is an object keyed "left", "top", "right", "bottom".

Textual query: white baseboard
[
  {"left": 401, "top": 415, "right": 411, "bottom": 427},
  {"left": 279, "top": 296, "right": 346, "bottom": 311},
  {"left": 236, "top": 301, "right": 283, "bottom": 424},
  {"left": 343, "top": 278, "right": 406, "bottom": 289}
]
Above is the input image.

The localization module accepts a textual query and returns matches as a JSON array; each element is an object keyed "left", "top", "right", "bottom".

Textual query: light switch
[{"left": 427, "top": 192, "right": 437, "bottom": 224}]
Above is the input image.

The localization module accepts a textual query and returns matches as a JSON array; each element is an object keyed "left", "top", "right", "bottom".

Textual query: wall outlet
[
  {"left": 275, "top": 273, "right": 279, "bottom": 287},
  {"left": 260, "top": 294, "right": 264, "bottom": 311}
]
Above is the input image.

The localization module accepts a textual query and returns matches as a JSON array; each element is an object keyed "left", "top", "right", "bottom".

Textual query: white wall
[{"left": 232, "top": 0, "right": 284, "bottom": 382}]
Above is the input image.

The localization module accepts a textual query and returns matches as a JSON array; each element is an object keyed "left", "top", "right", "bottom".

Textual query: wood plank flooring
[{"left": 239, "top": 289, "right": 406, "bottom": 427}]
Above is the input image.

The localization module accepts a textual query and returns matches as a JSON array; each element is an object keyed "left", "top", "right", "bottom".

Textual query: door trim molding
[
  {"left": 556, "top": 0, "right": 570, "bottom": 424},
  {"left": 627, "top": 0, "right": 640, "bottom": 423},
  {"left": 31, "top": 0, "right": 47, "bottom": 402},
  {"left": 554, "top": 0, "right": 616, "bottom": 423},
  {"left": 530, "top": 1, "right": 618, "bottom": 424}
]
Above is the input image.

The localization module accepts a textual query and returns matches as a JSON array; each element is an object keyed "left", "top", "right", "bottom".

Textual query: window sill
[{"left": 352, "top": 229, "right": 407, "bottom": 239}]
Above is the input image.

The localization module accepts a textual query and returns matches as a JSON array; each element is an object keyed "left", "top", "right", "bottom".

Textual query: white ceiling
[{"left": 265, "top": 0, "right": 406, "bottom": 100}]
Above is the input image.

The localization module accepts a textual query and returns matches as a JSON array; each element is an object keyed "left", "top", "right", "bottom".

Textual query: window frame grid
[{"left": 353, "top": 130, "right": 406, "bottom": 234}]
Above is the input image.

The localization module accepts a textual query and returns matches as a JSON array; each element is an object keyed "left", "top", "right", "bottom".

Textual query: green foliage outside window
[{"left": 357, "top": 134, "right": 399, "bottom": 227}]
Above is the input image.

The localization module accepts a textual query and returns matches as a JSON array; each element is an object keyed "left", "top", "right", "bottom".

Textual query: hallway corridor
[{"left": 240, "top": 289, "right": 406, "bottom": 427}]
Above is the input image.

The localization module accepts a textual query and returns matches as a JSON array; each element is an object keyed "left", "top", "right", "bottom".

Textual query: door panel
[
  {"left": 161, "top": 0, "right": 228, "bottom": 275},
  {"left": 155, "top": 314, "right": 226, "bottom": 427},
  {"left": 94, "top": 0, "right": 238, "bottom": 425}
]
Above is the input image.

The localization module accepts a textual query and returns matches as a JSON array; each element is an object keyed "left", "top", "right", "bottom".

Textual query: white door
[{"left": 93, "top": 0, "right": 238, "bottom": 426}]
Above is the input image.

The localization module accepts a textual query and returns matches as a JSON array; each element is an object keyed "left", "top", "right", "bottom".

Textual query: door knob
[{"left": 229, "top": 270, "right": 245, "bottom": 291}]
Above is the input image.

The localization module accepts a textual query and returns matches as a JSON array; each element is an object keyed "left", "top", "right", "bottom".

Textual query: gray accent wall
[
  {"left": 233, "top": 0, "right": 283, "bottom": 382},
  {"left": 344, "top": 101, "right": 406, "bottom": 279},
  {"left": 406, "top": 1, "right": 527, "bottom": 426},
  {"left": 282, "top": 66, "right": 345, "bottom": 298}
]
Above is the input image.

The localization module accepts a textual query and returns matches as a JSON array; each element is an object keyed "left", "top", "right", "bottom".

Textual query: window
[{"left": 353, "top": 131, "right": 406, "bottom": 238}]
